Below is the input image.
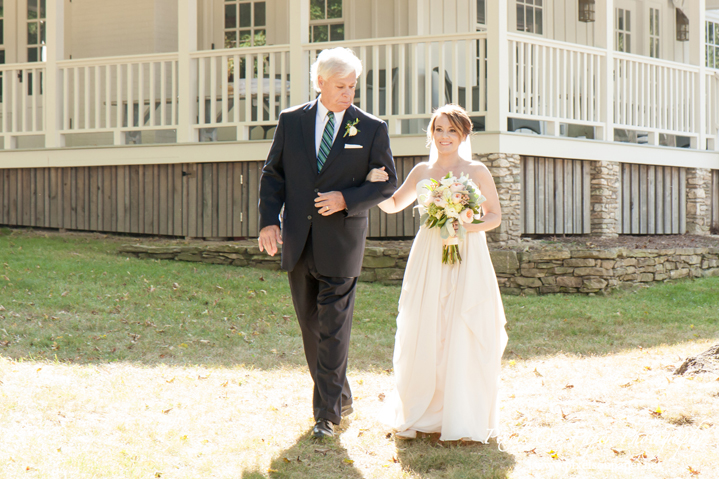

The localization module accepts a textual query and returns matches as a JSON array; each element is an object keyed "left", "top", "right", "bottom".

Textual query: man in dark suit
[{"left": 258, "top": 47, "right": 397, "bottom": 438}]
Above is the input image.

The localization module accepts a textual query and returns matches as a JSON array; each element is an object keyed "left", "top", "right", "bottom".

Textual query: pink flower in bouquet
[
  {"left": 459, "top": 208, "right": 475, "bottom": 224},
  {"left": 450, "top": 182, "right": 465, "bottom": 193},
  {"left": 433, "top": 197, "right": 448, "bottom": 208},
  {"left": 451, "top": 192, "right": 463, "bottom": 204}
]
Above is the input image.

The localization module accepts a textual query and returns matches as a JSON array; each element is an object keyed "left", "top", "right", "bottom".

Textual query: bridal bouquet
[{"left": 417, "top": 172, "right": 486, "bottom": 264}]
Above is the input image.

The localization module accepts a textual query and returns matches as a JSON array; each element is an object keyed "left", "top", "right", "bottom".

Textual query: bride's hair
[{"left": 425, "top": 104, "right": 473, "bottom": 147}]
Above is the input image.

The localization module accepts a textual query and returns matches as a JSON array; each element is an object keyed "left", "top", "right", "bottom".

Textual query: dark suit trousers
[{"left": 288, "top": 233, "right": 355, "bottom": 425}]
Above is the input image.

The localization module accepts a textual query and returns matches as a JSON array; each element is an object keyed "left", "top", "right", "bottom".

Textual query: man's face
[{"left": 318, "top": 72, "right": 357, "bottom": 113}]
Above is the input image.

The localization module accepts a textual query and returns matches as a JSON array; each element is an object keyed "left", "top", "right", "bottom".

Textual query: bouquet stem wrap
[{"left": 442, "top": 236, "right": 461, "bottom": 265}]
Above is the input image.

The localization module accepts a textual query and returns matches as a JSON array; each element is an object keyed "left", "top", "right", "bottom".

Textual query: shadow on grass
[
  {"left": 395, "top": 436, "right": 515, "bottom": 479},
  {"left": 242, "top": 428, "right": 364, "bottom": 479}
]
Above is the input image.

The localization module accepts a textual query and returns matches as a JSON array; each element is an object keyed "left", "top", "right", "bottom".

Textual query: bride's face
[{"left": 432, "top": 115, "right": 462, "bottom": 156}]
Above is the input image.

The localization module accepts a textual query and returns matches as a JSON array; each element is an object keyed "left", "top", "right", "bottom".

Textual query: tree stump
[{"left": 674, "top": 343, "right": 719, "bottom": 376}]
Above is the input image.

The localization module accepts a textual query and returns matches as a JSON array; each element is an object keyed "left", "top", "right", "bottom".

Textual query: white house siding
[{"left": 69, "top": 0, "right": 177, "bottom": 59}]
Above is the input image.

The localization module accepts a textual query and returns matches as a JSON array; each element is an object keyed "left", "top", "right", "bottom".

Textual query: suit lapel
[
  {"left": 300, "top": 100, "right": 319, "bottom": 174},
  {"left": 319, "top": 106, "right": 357, "bottom": 176}
]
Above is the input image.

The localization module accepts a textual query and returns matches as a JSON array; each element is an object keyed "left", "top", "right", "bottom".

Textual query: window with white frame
[
  {"left": 516, "top": 0, "right": 543, "bottom": 35},
  {"left": 224, "top": 1, "right": 266, "bottom": 48},
  {"left": 649, "top": 8, "right": 659, "bottom": 58},
  {"left": 310, "top": 0, "right": 344, "bottom": 42},
  {"left": 615, "top": 8, "right": 631, "bottom": 53},
  {"left": 27, "top": 0, "right": 46, "bottom": 62},
  {"left": 707, "top": 20, "right": 719, "bottom": 68},
  {"left": 476, "top": 0, "right": 485, "bottom": 28}
]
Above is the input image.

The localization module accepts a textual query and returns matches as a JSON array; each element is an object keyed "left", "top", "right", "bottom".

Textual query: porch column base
[
  {"left": 686, "top": 168, "right": 712, "bottom": 236},
  {"left": 479, "top": 153, "right": 521, "bottom": 245},
  {"left": 590, "top": 160, "right": 620, "bottom": 238}
]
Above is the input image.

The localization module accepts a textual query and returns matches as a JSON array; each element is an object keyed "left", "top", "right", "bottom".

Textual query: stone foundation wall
[
  {"left": 686, "top": 168, "right": 713, "bottom": 235},
  {"left": 120, "top": 242, "right": 719, "bottom": 295},
  {"left": 481, "top": 153, "right": 522, "bottom": 246}
]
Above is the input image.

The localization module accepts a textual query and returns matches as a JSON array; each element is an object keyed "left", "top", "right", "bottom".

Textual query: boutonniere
[{"left": 343, "top": 118, "right": 360, "bottom": 137}]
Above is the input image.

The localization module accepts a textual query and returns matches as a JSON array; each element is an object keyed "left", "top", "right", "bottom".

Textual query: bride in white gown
[{"left": 367, "top": 105, "right": 508, "bottom": 442}]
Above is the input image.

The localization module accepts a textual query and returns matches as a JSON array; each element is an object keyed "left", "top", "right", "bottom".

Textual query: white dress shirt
[{"left": 315, "top": 96, "right": 346, "bottom": 156}]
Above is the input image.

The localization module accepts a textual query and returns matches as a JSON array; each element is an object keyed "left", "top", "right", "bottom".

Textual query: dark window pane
[
  {"left": 327, "top": 0, "right": 342, "bottom": 19},
  {"left": 225, "top": 4, "right": 236, "bottom": 28},
  {"left": 626, "top": 11, "right": 630, "bottom": 31},
  {"left": 254, "top": 29, "right": 266, "bottom": 46},
  {"left": 617, "top": 32, "right": 623, "bottom": 51},
  {"left": 477, "top": 0, "right": 485, "bottom": 24},
  {"left": 239, "top": 3, "right": 251, "bottom": 27},
  {"left": 28, "top": 47, "right": 38, "bottom": 62},
  {"left": 617, "top": 9, "right": 623, "bottom": 30},
  {"left": 225, "top": 31, "right": 236, "bottom": 48},
  {"left": 650, "top": 41, "right": 654, "bottom": 58},
  {"left": 535, "top": 9, "right": 542, "bottom": 34},
  {"left": 310, "top": 0, "right": 324, "bottom": 21},
  {"left": 28, "top": 0, "right": 37, "bottom": 19},
  {"left": 0, "top": 0, "right": 4, "bottom": 17},
  {"left": 526, "top": 8, "right": 534, "bottom": 33},
  {"left": 535, "top": 0, "right": 542, "bottom": 5},
  {"left": 517, "top": 5, "right": 525, "bottom": 31},
  {"left": 313, "top": 24, "right": 328, "bottom": 42},
  {"left": 650, "top": 10, "right": 654, "bottom": 35},
  {"left": 626, "top": 34, "right": 631, "bottom": 53},
  {"left": 655, "top": 11, "right": 659, "bottom": 35},
  {"left": 0, "top": 19, "right": 3, "bottom": 45},
  {"left": 40, "top": 0, "right": 46, "bottom": 18},
  {"left": 40, "top": 21, "right": 45, "bottom": 44},
  {"left": 525, "top": 0, "right": 533, "bottom": 5},
  {"left": 0, "top": 50, "right": 5, "bottom": 64},
  {"left": 239, "top": 30, "right": 252, "bottom": 47},
  {"left": 28, "top": 22, "right": 38, "bottom": 45},
  {"left": 330, "top": 23, "right": 344, "bottom": 41},
  {"left": 254, "top": 2, "right": 266, "bottom": 27}
]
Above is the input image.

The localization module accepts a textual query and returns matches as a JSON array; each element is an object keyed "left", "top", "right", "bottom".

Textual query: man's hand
[
  {"left": 314, "top": 191, "right": 347, "bottom": 216},
  {"left": 258, "top": 225, "right": 282, "bottom": 256}
]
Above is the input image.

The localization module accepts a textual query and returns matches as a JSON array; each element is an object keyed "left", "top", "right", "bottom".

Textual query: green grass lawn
[
  {"left": 1, "top": 229, "right": 718, "bottom": 479},
  {"left": 1, "top": 229, "right": 717, "bottom": 370}
]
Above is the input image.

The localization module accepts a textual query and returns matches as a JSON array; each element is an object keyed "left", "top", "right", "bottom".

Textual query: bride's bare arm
[
  {"left": 463, "top": 164, "right": 502, "bottom": 232},
  {"left": 366, "top": 164, "right": 426, "bottom": 214}
]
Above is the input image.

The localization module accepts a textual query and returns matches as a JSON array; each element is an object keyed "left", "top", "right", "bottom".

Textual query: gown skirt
[{"left": 382, "top": 202, "right": 508, "bottom": 442}]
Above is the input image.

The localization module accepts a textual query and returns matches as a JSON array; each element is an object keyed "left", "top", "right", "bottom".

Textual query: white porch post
[
  {"left": 691, "top": 0, "right": 708, "bottom": 150},
  {"left": 177, "top": 0, "right": 198, "bottom": 144},
  {"left": 289, "top": 0, "right": 310, "bottom": 108},
  {"left": 485, "top": 0, "right": 508, "bottom": 133},
  {"left": 45, "top": 0, "right": 65, "bottom": 148},
  {"left": 600, "top": 0, "right": 615, "bottom": 143}
]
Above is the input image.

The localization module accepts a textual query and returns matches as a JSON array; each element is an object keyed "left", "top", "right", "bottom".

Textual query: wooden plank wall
[
  {"left": 0, "top": 158, "right": 427, "bottom": 239},
  {"left": 712, "top": 170, "right": 719, "bottom": 233},
  {"left": 619, "top": 164, "right": 686, "bottom": 234},
  {"left": 367, "top": 156, "right": 425, "bottom": 238},
  {"left": 521, "top": 157, "right": 591, "bottom": 235},
  {"left": 0, "top": 162, "right": 264, "bottom": 238}
]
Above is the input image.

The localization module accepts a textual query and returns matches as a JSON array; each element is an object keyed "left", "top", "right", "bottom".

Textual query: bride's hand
[{"left": 365, "top": 167, "right": 389, "bottom": 183}]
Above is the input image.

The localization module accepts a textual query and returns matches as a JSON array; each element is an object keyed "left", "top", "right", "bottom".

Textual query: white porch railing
[
  {"left": 57, "top": 53, "right": 179, "bottom": 143},
  {"left": 305, "top": 33, "right": 489, "bottom": 133},
  {"left": 613, "top": 52, "right": 698, "bottom": 139},
  {"left": 0, "top": 63, "right": 46, "bottom": 147},
  {"left": 1, "top": 32, "right": 717, "bottom": 150},
  {"left": 191, "top": 45, "right": 290, "bottom": 141},
  {"left": 508, "top": 34, "right": 605, "bottom": 129}
]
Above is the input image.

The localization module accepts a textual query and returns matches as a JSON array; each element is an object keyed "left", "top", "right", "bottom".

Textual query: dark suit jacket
[{"left": 258, "top": 100, "right": 397, "bottom": 277}]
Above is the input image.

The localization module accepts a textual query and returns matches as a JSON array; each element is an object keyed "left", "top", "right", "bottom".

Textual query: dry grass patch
[{"left": 2, "top": 340, "right": 718, "bottom": 478}]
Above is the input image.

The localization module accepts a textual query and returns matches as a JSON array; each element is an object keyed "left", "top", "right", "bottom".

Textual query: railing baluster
[
  {"left": 210, "top": 55, "right": 217, "bottom": 125},
  {"left": 233, "top": 54, "right": 240, "bottom": 122},
  {"left": 268, "top": 52, "right": 276, "bottom": 122},
  {"left": 172, "top": 60, "right": 178, "bottom": 126},
  {"left": 438, "top": 42, "right": 445, "bottom": 112},
  {"left": 244, "top": 53, "right": 252, "bottom": 125},
  {"left": 150, "top": 62, "right": 156, "bottom": 127},
  {"left": 424, "top": 41, "right": 431, "bottom": 114},
  {"left": 372, "top": 45, "right": 380, "bottom": 116},
  {"left": 400, "top": 43, "right": 407, "bottom": 116},
  {"left": 279, "top": 52, "right": 286, "bottom": 112},
  {"left": 198, "top": 57, "right": 206, "bottom": 126},
  {"left": 387, "top": 44, "right": 394, "bottom": 117},
  {"left": 127, "top": 63, "right": 133, "bottom": 128},
  {"left": 257, "top": 52, "right": 264, "bottom": 122},
  {"left": 160, "top": 62, "right": 167, "bottom": 127}
]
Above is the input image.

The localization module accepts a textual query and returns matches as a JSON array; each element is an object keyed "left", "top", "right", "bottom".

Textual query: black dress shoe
[
  {"left": 312, "top": 419, "right": 334, "bottom": 438},
  {"left": 341, "top": 404, "right": 354, "bottom": 417}
]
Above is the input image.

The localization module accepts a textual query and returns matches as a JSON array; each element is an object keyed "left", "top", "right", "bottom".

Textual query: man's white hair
[{"left": 310, "top": 47, "right": 363, "bottom": 93}]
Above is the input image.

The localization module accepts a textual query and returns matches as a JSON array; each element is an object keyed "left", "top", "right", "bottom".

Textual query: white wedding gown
[{"left": 382, "top": 179, "right": 509, "bottom": 442}]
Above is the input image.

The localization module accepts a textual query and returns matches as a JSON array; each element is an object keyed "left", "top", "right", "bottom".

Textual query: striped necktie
[{"left": 317, "top": 111, "right": 335, "bottom": 172}]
